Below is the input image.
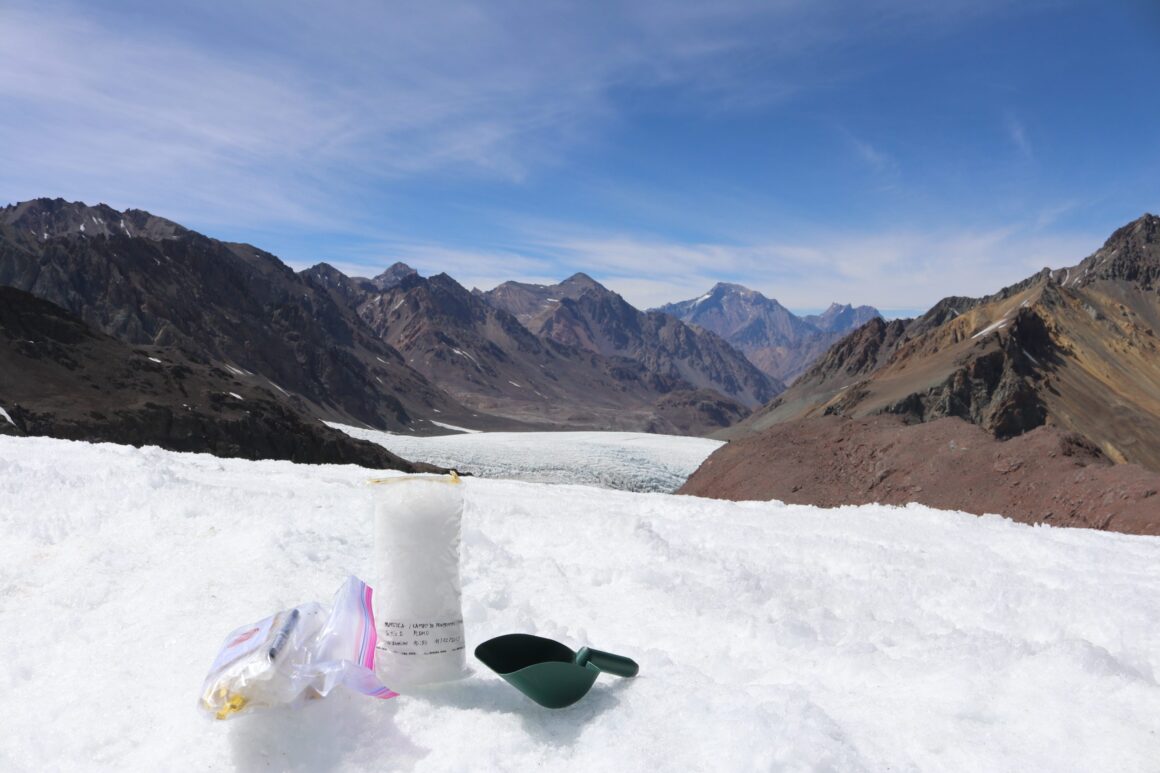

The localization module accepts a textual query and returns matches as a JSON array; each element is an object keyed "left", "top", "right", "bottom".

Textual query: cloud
[
  {"left": 459, "top": 221, "right": 1108, "bottom": 311},
  {"left": 844, "top": 132, "right": 898, "bottom": 178},
  {"left": 0, "top": 0, "right": 1019, "bottom": 231},
  {"left": 0, "top": 0, "right": 818, "bottom": 225},
  {"left": 1006, "top": 112, "right": 1032, "bottom": 158}
]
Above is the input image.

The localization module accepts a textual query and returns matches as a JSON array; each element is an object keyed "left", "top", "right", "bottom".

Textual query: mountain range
[
  {"left": 1, "top": 197, "right": 825, "bottom": 459},
  {"left": 10, "top": 195, "right": 1155, "bottom": 491},
  {"left": 479, "top": 274, "right": 782, "bottom": 403},
  {"left": 302, "top": 263, "right": 759, "bottom": 434},
  {"left": 0, "top": 198, "right": 474, "bottom": 433},
  {"left": 655, "top": 284, "right": 880, "bottom": 383}
]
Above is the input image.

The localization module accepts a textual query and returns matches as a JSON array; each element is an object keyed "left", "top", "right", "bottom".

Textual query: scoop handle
[{"left": 575, "top": 646, "right": 639, "bottom": 678}]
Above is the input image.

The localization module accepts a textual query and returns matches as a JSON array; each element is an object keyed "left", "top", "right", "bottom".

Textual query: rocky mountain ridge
[
  {"left": 736, "top": 213, "right": 1160, "bottom": 472},
  {"left": 0, "top": 198, "right": 488, "bottom": 436},
  {"left": 480, "top": 275, "right": 783, "bottom": 408},
  {"left": 303, "top": 264, "right": 754, "bottom": 434}
]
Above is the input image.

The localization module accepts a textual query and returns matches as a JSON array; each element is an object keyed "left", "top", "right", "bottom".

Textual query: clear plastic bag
[{"left": 199, "top": 576, "right": 397, "bottom": 720}]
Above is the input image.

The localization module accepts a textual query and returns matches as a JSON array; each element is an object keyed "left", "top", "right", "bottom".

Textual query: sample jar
[{"left": 370, "top": 474, "right": 468, "bottom": 687}]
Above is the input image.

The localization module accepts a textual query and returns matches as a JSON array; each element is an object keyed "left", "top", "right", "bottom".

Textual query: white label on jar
[{"left": 377, "top": 618, "right": 465, "bottom": 657}]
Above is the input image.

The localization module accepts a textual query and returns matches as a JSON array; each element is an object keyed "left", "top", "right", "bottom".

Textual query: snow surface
[
  {"left": 2, "top": 436, "right": 1160, "bottom": 772},
  {"left": 331, "top": 425, "right": 721, "bottom": 493},
  {"left": 426, "top": 420, "right": 481, "bottom": 435},
  {"left": 450, "top": 348, "right": 480, "bottom": 369},
  {"left": 970, "top": 316, "right": 1010, "bottom": 339}
]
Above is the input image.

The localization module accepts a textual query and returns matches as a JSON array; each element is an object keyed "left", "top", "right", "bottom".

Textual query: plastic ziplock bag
[{"left": 199, "top": 576, "right": 397, "bottom": 720}]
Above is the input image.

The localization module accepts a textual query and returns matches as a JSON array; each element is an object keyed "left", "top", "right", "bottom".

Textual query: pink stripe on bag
[{"left": 362, "top": 584, "right": 378, "bottom": 670}]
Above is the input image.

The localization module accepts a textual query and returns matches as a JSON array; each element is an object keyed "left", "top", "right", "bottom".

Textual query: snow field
[
  {"left": 330, "top": 424, "right": 723, "bottom": 493},
  {"left": 1, "top": 436, "right": 1159, "bottom": 771}
]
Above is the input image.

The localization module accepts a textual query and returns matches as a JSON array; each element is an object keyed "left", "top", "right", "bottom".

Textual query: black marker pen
[{"left": 268, "top": 608, "right": 300, "bottom": 662}]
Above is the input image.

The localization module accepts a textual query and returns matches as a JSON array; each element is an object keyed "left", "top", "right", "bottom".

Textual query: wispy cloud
[
  {"left": 313, "top": 218, "right": 1106, "bottom": 312},
  {"left": 540, "top": 221, "right": 1104, "bottom": 309},
  {"left": 846, "top": 133, "right": 898, "bottom": 177},
  {"left": 1005, "top": 111, "right": 1033, "bottom": 158},
  {"left": 0, "top": 1, "right": 821, "bottom": 226},
  {"left": 0, "top": 0, "right": 1018, "bottom": 230}
]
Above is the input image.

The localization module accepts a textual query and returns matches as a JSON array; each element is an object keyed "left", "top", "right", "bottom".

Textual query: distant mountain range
[
  {"left": 655, "top": 283, "right": 880, "bottom": 383},
  {"left": 0, "top": 198, "right": 803, "bottom": 458},
  {"left": 479, "top": 274, "right": 782, "bottom": 406},
  {"left": 303, "top": 265, "right": 770, "bottom": 434},
  {"left": 732, "top": 213, "right": 1160, "bottom": 473}
]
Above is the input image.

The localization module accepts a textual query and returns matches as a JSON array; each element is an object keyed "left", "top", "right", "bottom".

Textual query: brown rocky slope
[
  {"left": 679, "top": 415, "right": 1160, "bottom": 535},
  {"left": 0, "top": 287, "right": 435, "bottom": 470}
]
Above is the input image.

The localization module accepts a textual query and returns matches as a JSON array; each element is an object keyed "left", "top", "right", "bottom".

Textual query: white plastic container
[{"left": 371, "top": 474, "right": 468, "bottom": 687}]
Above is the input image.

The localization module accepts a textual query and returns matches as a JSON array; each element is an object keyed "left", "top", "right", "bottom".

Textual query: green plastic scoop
[{"left": 475, "top": 633, "right": 639, "bottom": 709}]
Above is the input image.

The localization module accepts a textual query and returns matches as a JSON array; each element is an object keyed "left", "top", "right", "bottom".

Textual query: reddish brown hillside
[{"left": 680, "top": 415, "right": 1160, "bottom": 535}]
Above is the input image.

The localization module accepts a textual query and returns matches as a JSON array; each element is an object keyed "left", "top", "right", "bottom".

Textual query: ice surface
[
  {"left": 332, "top": 424, "right": 722, "bottom": 493},
  {"left": 2, "top": 436, "right": 1160, "bottom": 772}
]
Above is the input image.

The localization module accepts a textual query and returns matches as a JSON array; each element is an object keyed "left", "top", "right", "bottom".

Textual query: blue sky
[{"left": 2, "top": 0, "right": 1157, "bottom": 314}]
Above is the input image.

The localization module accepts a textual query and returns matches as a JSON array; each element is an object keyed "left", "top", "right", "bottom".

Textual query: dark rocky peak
[
  {"left": 426, "top": 272, "right": 477, "bottom": 315},
  {"left": 1072, "top": 213, "right": 1160, "bottom": 289},
  {"left": 301, "top": 262, "right": 351, "bottom": 286},
  {"left": 1, "top": 197, "right": 186, "bottom": 242},
  {"left": 372, "top": 261, "right": 419, "bottom": 291},
  {"left": 802, "top": 315, "right": 908, "bottom": 384},
  {"left": 558, "top": 271, "right": 606, "bottom": 294},
  {"left": 479, "top": 273, "right": 616, "bottom": 325},
  {"left": 372, "top": 271, "right": 478, "bottom": 327},
  {"left": 299, "top": 262, "right": 381, "bottom": 308}
]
